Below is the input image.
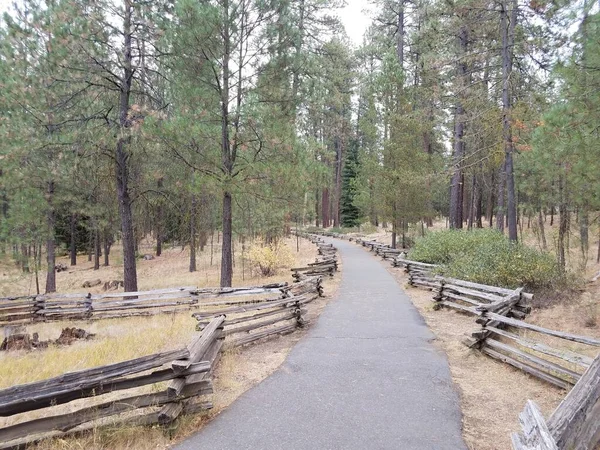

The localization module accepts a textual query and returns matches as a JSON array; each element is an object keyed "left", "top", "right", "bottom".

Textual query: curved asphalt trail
[{"left": 174, "top": 238, "right": 466, "bottom": 450}]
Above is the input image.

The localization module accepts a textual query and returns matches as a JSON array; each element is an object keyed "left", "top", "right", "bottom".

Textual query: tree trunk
[
  {"left": 156, "top": 177, "right": 163, "bottom": 257},
  {"left": 538, "top": 210, "right": 547, "bottom": 251},
  {"left": 502, "top": 0, "right": 519, "bottom": 242},
  {"left": 315, "top": 189, "right": 320, "bottom": 227},
  {"left": 396, "top": 0, "right": 404, "bottom": 65},
  {"left": 219, "top": 0, "right": 234, "bottom": 287},
  {"left": 557, "top": 177, "right": 568, "bottom": 272},
  {"left": 496, "top": 160, "right": 506, "bottom": 232},
  {"left": 580, "top": 209, "right": 589, "bottom": 267},
  {"left": 94, "top": 227, "right": 100, "bottom": 270},
  {"left": 220, "top": 191, "right": 233, "bottom": 286},
  {"left": 321, "top": 188, "right": 329, "bottom": 228},
  {"left": 449, "top": 25, "right": 468, "bottom": 229},
  {"left": 468, "top": 173, "right": 476, "bottom": 230},
  {"left": 486, "top": 171, "right": 495, "bottom": 227},
  {"left": 103, "top": 230, "right": 111, "bottom": 266},
  {"left": 475, "top": 177, "right": 483, "bottom": 228},
  {"left": 333, "top": 138, "right": 342, "bottom": 227},
  {"left": 115, "top": 0, "right": 137, "bottom": 293},
  {"left": 34, "top": 244, "right": 40, "bottom": 295},
  {"left": 45, "top": 181, "right": 56, "bottom": 293},
  {"left": 190, "top": 194, "right": 197, "bottom": 273},
  {"left": 70, "top": 213, "right": 77, "bottom": 266}
]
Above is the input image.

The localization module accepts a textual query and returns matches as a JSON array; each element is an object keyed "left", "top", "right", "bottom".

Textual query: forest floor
[
  {"left": 0, "top": 236, "right": 343, "bottom": 449},
  {"left": 349, "top": 222, "right": 600, "bottom": 449},
  {"left": 0, "top": 235, "right": 311, "bottom": 296}
]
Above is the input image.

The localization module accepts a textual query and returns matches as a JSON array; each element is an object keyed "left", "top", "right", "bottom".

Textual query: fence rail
[
  {"left": 0, "top": 283, "right": 291, "bottom": 325},
  {"left": 0, "top": 316, "right": 224, "bottom": 449},
  {"left": 328, "top": 232, "right": 600, "bottom": 449},
  {"left": 0, "top": 232, "right": 334, "bottom": 449}
]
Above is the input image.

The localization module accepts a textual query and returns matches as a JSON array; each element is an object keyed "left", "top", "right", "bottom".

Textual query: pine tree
[{"left": 340, "top": 141, "right": 361, "bottom": 228}]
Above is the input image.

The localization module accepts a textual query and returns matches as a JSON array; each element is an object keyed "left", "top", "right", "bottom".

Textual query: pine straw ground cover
[
  {"left": 343, "top": 224, "right": 600, "bottom": 449},
  {"left": 381, "top": 252, "right": 598, "bottom": 450},
  {"left": 0, "top": 237, "right": 343, "bottom": 449}
]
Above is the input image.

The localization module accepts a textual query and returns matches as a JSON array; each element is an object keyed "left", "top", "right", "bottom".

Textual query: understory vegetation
[{"left": 408, "top": 229, "right": 563, "bottom": 290}]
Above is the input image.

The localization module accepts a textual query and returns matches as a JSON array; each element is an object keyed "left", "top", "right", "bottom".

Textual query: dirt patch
[
  {"left": 55, "top": 327, "right": 95, "bottom": 346},
  {"left": 384, "top": 262, "right": 565, "bottom": 450},
  {"left": 1, "top": 327, "right": 95, "bottom": 352}
]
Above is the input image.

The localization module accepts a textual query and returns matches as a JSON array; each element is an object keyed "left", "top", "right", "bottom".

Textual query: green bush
[{"left": 408, "top": 229, "right": 561, "bottom": 290}]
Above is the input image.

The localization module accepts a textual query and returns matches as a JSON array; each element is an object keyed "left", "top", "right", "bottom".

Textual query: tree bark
[
  {"left": 190, "top": 194, "right": 197, "bottom": 273},
  {"left": 496, "top": 160, "right": 506, "bottom": 232},
  {"left": 333, "top": 138, "right": 342, "bottom": 228},
  {"left": 70, "top": 213, "right": 77, "bottom": 266},
  {"left": 557, "top": 177, "right": 568, "bottom": 272},
  {"left": 103, "top": 230, "right": 111, "bottom": 266},
  {"left": 45, "top": 181, "right": 56, "bottom": 293},
  {"left": 315, "top": 189, "right": 320, "bottom": 227},
  {"left": 94, "top": 226, "right": 100, "bottom": 270},
  {"left": 156, "top": 177, "right": 163, "bottom": 257},
  {"left": 538, "top": 209, "right": 547, "bottom": 251},
  {"left": 321, "top": 187, "right": 329, "bottom": 228},
  {"left": 396, "top": 0, "right": 404, "bottom": 65},
  {"left": 115, "top": 0, "right": 137, "bottom": 292},
  {"left": 502, "top": 0, "right": 519, "bottom": 242},
  {"left": 220, "top": 191, "right": 233, "bottom": 286},
  {"left": 449, "top": 24, "right": 468, "bottom": 229},
  {"left": 219, "top": 0, "right": 234, "bottom": 287},
  {"left": 579, "top": 209, "right": 589, "bottom": 267}
]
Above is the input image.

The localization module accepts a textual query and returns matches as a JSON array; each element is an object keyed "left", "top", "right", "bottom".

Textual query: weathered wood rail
[
  {"left": 316, "top": 230, "right": 600, "bottom": 449},
  {"left": 291, "top": 232, "right": 339, "bottom": 281},
  {"left": 0, "top": 316, "right": 224, "bottom": 449},
  {"left": 0, "top": 232, "right": 334, "bottom": 449},
  {"left": 193, "top": 276, "right": 323, "bottom": 347},
  {"left": 513, "top": 351, "right": 600, "bottom": 449},
  {"left": 0, "top": 283, "right": 288, "bottom": 325}
]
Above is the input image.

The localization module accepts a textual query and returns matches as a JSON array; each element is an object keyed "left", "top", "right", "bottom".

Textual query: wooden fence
[
  {"left": 395, "top": 258, "right": 600, "bottom": 390},
  {"left": 191, "top": 233, "right": 337, "bottom": 346},
  {"left": 291, "top": 236, "right": 338, "bottom": 281},
  {"left": 0, "top": 316, "right": 224, "bottom": 449},
  {"left": 193, "top": 276, "right": 323, "bottom": 348},
  {"left": 0, "top": 276, "right": 326, "bottom": 449},
  {"left": 0, "top": 233, "right": 332, "bottom": 449},
  {"left": 317, "top": 231, "right": 600, "bottom": 449},
  {"left": 0, "top": 283, "right": 289, "bottom": 325},
  {"left": 513, "top": 351, "right": 600, "bottom": 449}
]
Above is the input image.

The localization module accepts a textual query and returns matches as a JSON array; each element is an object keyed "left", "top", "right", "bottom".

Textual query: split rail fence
[
  {"left": 0, "top": 316, "right": 224, "bottom": 449},
  {"left": 330, "top": 233, "right": 600, "bottom": 449},
  {"left": 0, "top": 284, "right": 292, "bottom": 326},
  {"left": 0, "top": 234, "right": 337, "bottom": 449}
]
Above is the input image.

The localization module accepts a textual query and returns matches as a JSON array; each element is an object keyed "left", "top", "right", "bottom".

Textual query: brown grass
[
  {"left": 0, "top": 237, "right": 342, "bottom": 449},
  {"left": 0, "top": 236, "right": 317, "bottom": 297},
  {"left": 380, "top": 261, "right": 600, "bottom": 450}
]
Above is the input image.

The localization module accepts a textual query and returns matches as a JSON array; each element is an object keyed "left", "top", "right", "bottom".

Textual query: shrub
[
  {"left": 359, "top": 223, "right": 378, "bottom": 234},
  {"left": 247, "top": 242, "right": 295, "bottom": 277},
  {"left": 408, "top": 229, "right": 562, "bottom": 290}
]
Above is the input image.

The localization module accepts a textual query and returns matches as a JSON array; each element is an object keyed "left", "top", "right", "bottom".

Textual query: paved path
[{"left": 174, "top": 238, "right": 466, "bottom": 450}]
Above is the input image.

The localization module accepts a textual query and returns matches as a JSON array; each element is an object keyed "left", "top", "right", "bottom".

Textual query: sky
[{"left": 338, "top": 0, "right": 371, "bottom": 46}]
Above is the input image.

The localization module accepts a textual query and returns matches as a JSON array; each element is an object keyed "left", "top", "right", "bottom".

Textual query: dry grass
[
  {"left": 0, "top": 314, "right": 197, "bottom": 389},
  {"left": 381, "top": 261, "right": 600, "bottom": 450},
  {"left": 0, "top": 236, "right": 317, "bottom": 297},
  {"left": 0, "top": 237, "right": 343, "bottom": 450}
]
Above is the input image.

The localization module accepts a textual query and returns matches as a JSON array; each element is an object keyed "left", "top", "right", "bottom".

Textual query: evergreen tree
[{"left": 340, "top": 141, "right": 361, "bottom": 227}]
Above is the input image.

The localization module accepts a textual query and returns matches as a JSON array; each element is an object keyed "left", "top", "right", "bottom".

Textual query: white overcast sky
[{"left": 339, "top": 0, "right": 371, "bottom": 46}]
